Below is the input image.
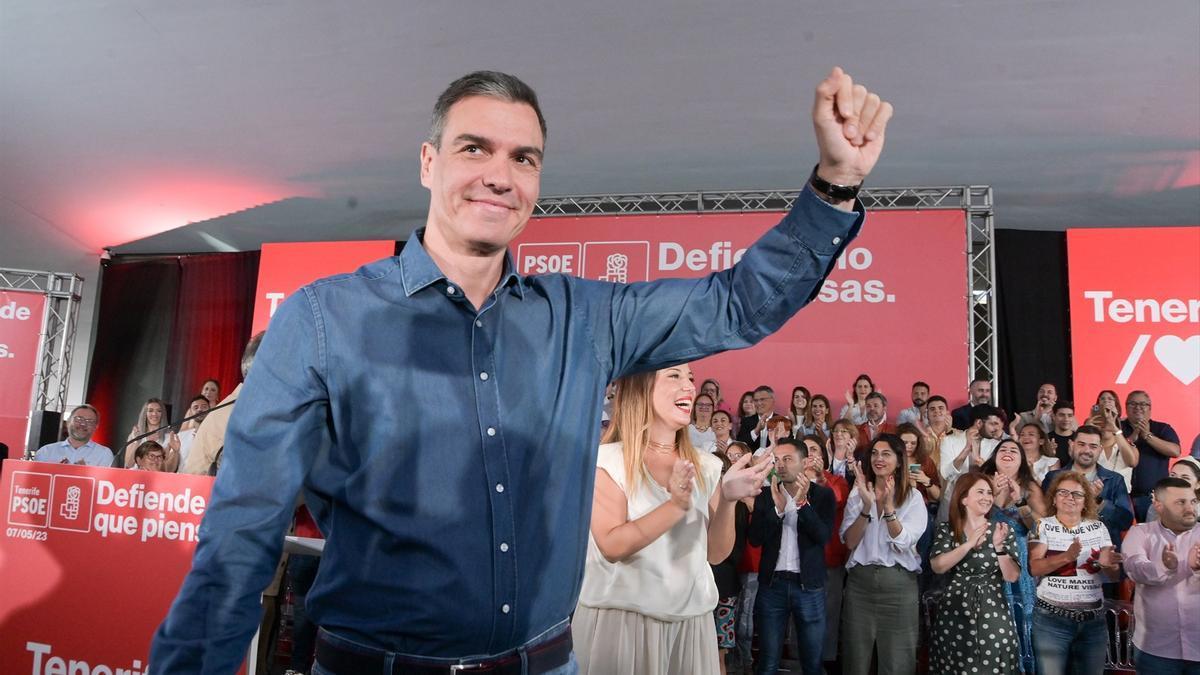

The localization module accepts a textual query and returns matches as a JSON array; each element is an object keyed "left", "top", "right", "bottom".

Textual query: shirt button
[
  {"left": 500, "top": 542, "right": 509, "bottom": 552},
  {"left": 475, "top": 320, "right": 483, "bottom": 328},
  {"left": 501, "top": 604, "right": 510, "bottom": 614},
  {"left": 487, "top": 427, "right": 496, "bottom": 436},
  {"left": 480, "top": 372, "right": 489, "bottom": 381},
  {"left": 832, "top": 236, "right": 841, "bottom": 245},
  {"left": 495, "top": 483, "right": 505, "bottom": 493},
  {"left": 446, "top": 286, "right": 457, "bottom": 295}
]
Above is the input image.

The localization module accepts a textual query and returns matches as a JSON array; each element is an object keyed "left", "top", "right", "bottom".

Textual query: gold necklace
[{"left": 646, "top": 439, "right": 677, "bottom": 454}]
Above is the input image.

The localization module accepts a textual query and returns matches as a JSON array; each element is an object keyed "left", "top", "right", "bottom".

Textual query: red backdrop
[
  {"left": 0, "top": 461, "right": 242, "bottom": 673},
  {"left": 0, "top": 291, "right": 47, "bottom": 454},
  {"left": 251, "top": 241, "right": 396, "bottom": 334},
  {"left": 515, "top": 209, "right": 971, "bottom": 412},
  {"left": 1067, "top": 226, "right": 1200, "bottom": 452}
]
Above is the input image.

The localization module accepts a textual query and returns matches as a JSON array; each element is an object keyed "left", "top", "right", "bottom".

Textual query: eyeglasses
[
  {"left": 753, "top": 397, "right": 772, "bottom": 404},
  {"left": 145, "top": 454, "right": 165, "bottom": 462},
  {"left": 1055, "top": 489, "right": 1086, "bottom": 501},
  {"left": 695, "top": 403, "right": 713, "bottom": 410},
  {"left": 1127, "top": 401, "right": 1151, "bottom": 409},
  {"left": 70, "top": 416, "right": 98, "bottom": 426}
]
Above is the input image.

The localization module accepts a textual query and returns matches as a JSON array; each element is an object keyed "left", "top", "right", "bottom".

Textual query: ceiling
[{"left": 2, "top": 0, "right": 1198, "bottom": 258}]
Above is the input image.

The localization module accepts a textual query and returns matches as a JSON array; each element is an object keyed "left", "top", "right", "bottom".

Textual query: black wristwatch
[{"left": 810, "top": 165, "right": 863, "bottom": 202}]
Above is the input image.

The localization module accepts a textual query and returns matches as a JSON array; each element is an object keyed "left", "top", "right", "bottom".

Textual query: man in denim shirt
[{"left": 152, "top": 68, "right": 893, "bottom": 674}]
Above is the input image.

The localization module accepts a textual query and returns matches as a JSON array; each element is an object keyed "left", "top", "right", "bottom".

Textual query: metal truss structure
[
  {"left": 534, "top": 186, "right": 998, "bottom": 390},
  {"left": 0, "top": 267, "right": 83, "bottom": 452}
]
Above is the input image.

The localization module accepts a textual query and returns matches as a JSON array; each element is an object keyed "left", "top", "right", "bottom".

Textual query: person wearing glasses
[
  {"left": 1029, "top": 471, "right": 1123, "bottom": 675},
  {"left": 132, "top": 441, "right": 168, "bottom": 471},
  {"left": 839, "top": 433, "right": 927, "bottom": 675},
  {"left": 1122, "top": 391, "right": 1183, "bottom": 522},
  {"left": 1041, "top": 425, "right": 1134, "bottom": 567},
  {"left": 690, "top": 393, "right": 719, "bottom": 453},
  {"left": 33, "top": 404, "right": 113, "bottom": 466}
]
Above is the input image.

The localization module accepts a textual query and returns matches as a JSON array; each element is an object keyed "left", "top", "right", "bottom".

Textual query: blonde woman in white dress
[{"left": 574, "top": 363, "right": 772, "bottom": 675}]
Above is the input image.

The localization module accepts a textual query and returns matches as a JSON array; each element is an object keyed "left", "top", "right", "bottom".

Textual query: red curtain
[{"left": 85, "top": 252, "right": 258, "bottom": 449}]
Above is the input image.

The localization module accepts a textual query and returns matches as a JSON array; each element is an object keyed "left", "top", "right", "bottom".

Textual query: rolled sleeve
[{"left": 887, "top": 492, "right": 927, "bottom": 550}]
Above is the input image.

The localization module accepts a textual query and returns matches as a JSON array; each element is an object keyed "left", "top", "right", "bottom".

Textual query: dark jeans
[
  {"left": 288, "top": 554, "right": 321, "bottom": 671},
  {"left": 753, "top": 575, "right": 826, "bottom": 675},
  {"left": 1133, "top": 494, "right": 1152, "bottom": 523},
  {"left": 1135, "top": 647, "right": 1200, "bottom": 675},
  {"left": 1031, "top": 607, "right": 1106, "bottom": 675}
]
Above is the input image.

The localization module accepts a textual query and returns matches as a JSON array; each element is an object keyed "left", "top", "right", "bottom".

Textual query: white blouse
[
  {"left": 840, "top": 486, "right": 927, "bottom": 572},
  {"left": 577, "top": 442, "right": 723, "bottom": 621}
]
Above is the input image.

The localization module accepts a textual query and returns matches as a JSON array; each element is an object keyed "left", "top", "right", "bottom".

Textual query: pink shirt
[{"left": 1122, "top": 521, "right": 1200, "bottom": 661}]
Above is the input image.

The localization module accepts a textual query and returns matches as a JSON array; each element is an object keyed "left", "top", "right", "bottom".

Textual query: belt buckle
[{"left": 449, "top": 663, "right": 487, "bottom": 672}]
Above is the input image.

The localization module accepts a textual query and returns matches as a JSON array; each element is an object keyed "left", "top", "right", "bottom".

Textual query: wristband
[
  {"left": 882, "top": 512, "right": 897, "bottom": 522},
  {"left": 995, "top": 549, "right": 1009, "bottom": 557},
  {"left": 858, "top": 512, "right": 872, "bottom": 522},
  {"left": 809, "top": 165, "right": 863, "bottom": 202}
]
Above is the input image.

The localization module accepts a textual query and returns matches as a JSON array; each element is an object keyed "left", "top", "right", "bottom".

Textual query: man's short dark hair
[
  {"left": 866, "top": 391, "right": 887, "bottom": 407},
  {"left": 189, "top": 395, "right": 209, "bottom": 407},
  {"left": 754, "top": 385, "right": 775, "bottom": 396},
  {"left": 969, "top": 377, "right": 990, "bottom": 388},
  {"left": 774, "top": 437, "right": 807, "bottom": 458},
  {"left": 927, "top": 395, "right": 948, "bottom": 408},
  {"left": 1052, "top": 400, "right": 1075, "bottom": 414},
  {"left": 969, "top": 404, "right": 1000, "bottom": 425},
  {"left": 912, "top": 381, "right": 930, "bottom": 391},
  {"left": 1073, "top": 424, "right": 1103, "bottom": 441},
  {"left": 1153, "top": 476, "right": 1193, "bottom": 497},
  {"left": 429, "top": 71, "right": 546, "bottom": 148},
  {"left": 242, "top": 331, "right": 266, "bottom": 378}
]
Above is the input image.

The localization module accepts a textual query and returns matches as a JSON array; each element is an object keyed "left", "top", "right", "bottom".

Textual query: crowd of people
[
  {"left": 31, "top": 332, "right": 263, "bottom": 476},
  {"left": 592, "top": 371, "right": 1198, "bottom": 674}
]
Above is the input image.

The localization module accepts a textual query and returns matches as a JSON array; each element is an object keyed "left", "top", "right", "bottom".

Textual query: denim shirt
[{"left": 150, "top": 186, "right": 862, "bottom": 673}]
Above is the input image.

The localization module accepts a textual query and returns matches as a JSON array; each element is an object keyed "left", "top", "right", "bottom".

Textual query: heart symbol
[{"left": 1153, "top": 335, "right": 1200, "bottom": 385}]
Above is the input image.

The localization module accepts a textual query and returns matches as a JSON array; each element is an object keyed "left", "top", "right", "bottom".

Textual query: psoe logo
[
  {"left": 49, "top": 475, "right": 95, "bottom": 533},
  {"left": 583, "top": 242, "right": 650, "bottom": 284},
  {"left": 8, "top": 471, "right": 52, "bottom": 528}
]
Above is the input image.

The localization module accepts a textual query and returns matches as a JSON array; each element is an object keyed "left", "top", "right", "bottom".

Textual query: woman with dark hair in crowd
[
  {"left": 980, "top": 438, "right": 1046, "bottom": 674},
  {"left": 736, "top": 391, "right": 756, "bottom": 439},
  {"left": 897, "top": 423, "right": 941, "bottom": 592},
  {"left": 1029, "top": 471, "right": 1123, "bottom": 675},
  {"left": 700, "top": 378, "right": 731, "bottom": 416},
  {"left": 575, "top": 364, "right": 771, "bottom": 674},
  {"left": 1095, "top": 389, "right": 1122, "bottom": 421},
  {"left": 827, "top": 418, "right": 858, "bottom": 480},
  {"left": 801, "top": 433, "right": 851, "bottom": 671},
  {"left": 1146, "top": 455, "right": 1200, "bottom": 521},
  {"left": 690, "top": 393, "right": 718, "bottom": 453},
  {"left": 800, "top": 393, "right": 833, "bottom": 440},
  {"left": 929, "top": 471, "right": 1021, "bottom": 674},
  {"left": 710, "top": 442, "right": 752, "bottom": 675},
  {"left": 132, "top": 440, "right": 168, "bottom": 472},
  {"left": 839, "top": 373, "right": 875, "bottom": 425},
  {"left": 1018, "top": 421, "right": 1061, "bottom": 484},
  {"left": 200, "top": 378, "right": 221, "bottom": 408},
  {"left": 788, "top": 386, "right": 811, "bottom": 433},
  {"left": 121, "top": 398, "right": 180, "bottom": 471},
  {"left": 711, "top": 410, "right": 735, "bottom": 456},
  {"left": 839, "top": 433, "right": 927, "bottom": 675}
]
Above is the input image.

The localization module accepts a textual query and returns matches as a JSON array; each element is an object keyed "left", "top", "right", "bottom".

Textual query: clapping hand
[
  {"left": 1098, "top": 546, "right": 1123, "bottom": 571},
  {"left": 854, "top": 461, "right": 874, "bottom": 511},
  {"left": 1189, "top": 543, "right": 1200, "bottom": 572},
  {"left": 1162, "top": 542, "right": 1178, "bottom": 570},
  {"left": 721, "top": 452, "right": 773, "bottom": 502},
  {"left": 992, "top": 522, "right": 1009, "bottom": 552},
  {"left": 667, "top": 459, "right": 697, "bottom": 510},
  {"left": 1065, "top": 537, "right": 1083, "bottom": 560},
  {"left": 968, "top": 522, "right": 990, "bottom": 549}
]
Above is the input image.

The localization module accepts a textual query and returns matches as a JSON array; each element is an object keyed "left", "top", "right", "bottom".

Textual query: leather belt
[
  {"left": 1035, "top": 598, "right": 1104, "bottom": 622},
  {"left": 314, "top": 628, "right": 571, "bottom": 675}
]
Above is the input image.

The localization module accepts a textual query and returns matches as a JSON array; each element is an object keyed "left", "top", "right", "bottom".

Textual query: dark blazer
[
  {"left": 1042, "top": 463, "right": 1134, "bottom": 549},
  {"left": 736, "top": 413, "right": 763, "bottom": 447},
  {"left": 748, "top": 480, "right": 835, "bottom": 588}
]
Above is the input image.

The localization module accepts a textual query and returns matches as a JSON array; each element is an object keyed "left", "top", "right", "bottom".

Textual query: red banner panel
[
  {"left": 0, "top": 460, "right": 243, "bottom": 673},
  {"left": 515, "top": 209, "right": 970, "bottom": 410},
  {"left": 1068, "top": 226, "right": 1200, "bottom": 452},
  {"left": 0, "top": 291, "right": 47, "bottom": 455},
  {"left": 251, "top": 240, "right": 396, "bottom": 333}
]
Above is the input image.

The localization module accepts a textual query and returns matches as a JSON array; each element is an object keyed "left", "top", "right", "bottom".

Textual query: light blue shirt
[{"left": 33, "top": 438, "right": 114, "bottom": 466}]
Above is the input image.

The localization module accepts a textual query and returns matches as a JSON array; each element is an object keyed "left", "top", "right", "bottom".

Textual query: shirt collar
[{"left": 399, "top": 228, "right": 524, "bottom": 299}]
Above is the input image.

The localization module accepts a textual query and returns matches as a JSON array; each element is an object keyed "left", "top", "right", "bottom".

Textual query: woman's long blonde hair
[{"left": 602, "top": 368, "right": 707, "bottom": 493}]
